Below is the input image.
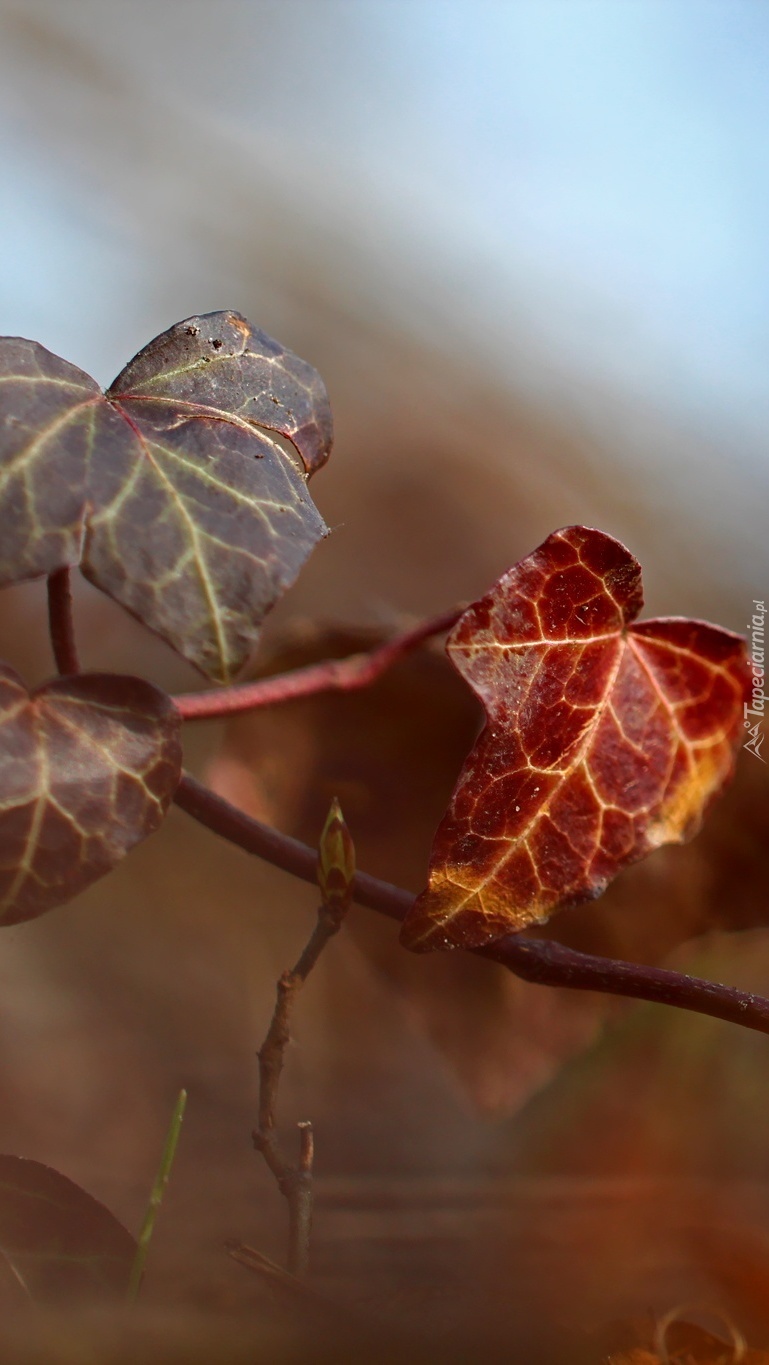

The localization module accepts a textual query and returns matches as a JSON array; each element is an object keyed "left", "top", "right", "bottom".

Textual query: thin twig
[
  {"left": 126, "top": 1088, "right": 187, "bottom": 1303},
  {"left": 172, "top": 606, "right": 463, "bottom": 720},
  {"left": 173, "top": 772, "right": 769, "bottom": 1039},
  {"left": 46, "top": 567, "right": 80, "bottom": 675},
  {"left": 254, "top": 899, "right": 348, "bottom": 1277}
]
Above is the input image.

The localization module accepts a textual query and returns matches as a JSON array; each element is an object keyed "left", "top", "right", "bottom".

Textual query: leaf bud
[{"left": 317, "top": 797, "right": 355, "bottom": 920}]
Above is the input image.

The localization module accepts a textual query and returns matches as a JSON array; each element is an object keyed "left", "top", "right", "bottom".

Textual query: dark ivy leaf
[
  {"left": 108, "top": 310, "right": 333, "bottom": 476},
  {"left": 0, "top": 313, "right": 332, "bottom": 682},
  {"left": 0, "top": 668, "right": 181, "bottom": 924},
  {"left": 0, "top": 339, "right": 98, "bottom": 584},
  {"left": 0, "top": 1155, "right": 136, "bottom": 1302}
]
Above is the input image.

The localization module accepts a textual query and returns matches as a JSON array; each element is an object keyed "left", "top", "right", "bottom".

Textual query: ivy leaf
[
  {"left": 0, "top": 313, "right": 332, "bottom": 682},
  {"left": 0, "top": 339, "right": 98, "bottom": 585},
  {"left": 106, "top": 310, "right": 333, "bottom": 476},
  {"left": 0, "top": 668, "right": 181, "bottom": 924},
  {"left": 0, "top": 1156, "right": 136, "bottom": 1301},
  {"left": 401, "top": 526, "right": 749, "bottom": 951}
]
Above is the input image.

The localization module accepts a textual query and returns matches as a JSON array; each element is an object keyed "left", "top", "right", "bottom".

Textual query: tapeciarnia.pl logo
[{"left": 744, "top": 599, "right": 766, "bottom": 761}]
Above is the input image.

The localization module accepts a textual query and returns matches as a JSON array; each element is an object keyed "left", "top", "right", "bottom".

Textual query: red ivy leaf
[
  {"left": 401, "top": 526, "right": 749, "bottom": 951},
  {"left": 0, "top": 669, "right": 181, "bottom": 924},
  {"left": 0, "top": 313, "right": 332, "bottom": 682},
  {"left": 0, "top": 1156, "right": 136, "bottom": 1302}
]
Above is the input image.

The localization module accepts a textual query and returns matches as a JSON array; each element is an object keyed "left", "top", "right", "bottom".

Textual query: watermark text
[{"left": 745, "top": 599, "right": 766, "bottom": 761}]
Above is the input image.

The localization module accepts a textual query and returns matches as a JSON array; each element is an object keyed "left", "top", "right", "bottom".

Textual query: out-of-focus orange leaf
[
  {"left": 0, "top": 1155, "right": 136, "bottom": 1301},
  {"left": 691, "top": 1222, "right": 769, "bottom": 1346},
  {"left": 401, "top": 525, "right": 749, "bottom": 951},
  {"left": 609, "top": 1315, "right": 769, "bottom": 1363}
]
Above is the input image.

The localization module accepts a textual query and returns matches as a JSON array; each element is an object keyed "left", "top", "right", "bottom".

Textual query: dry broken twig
[{"left": 252, "top": 799, "right": 355, "bottom": 1277}]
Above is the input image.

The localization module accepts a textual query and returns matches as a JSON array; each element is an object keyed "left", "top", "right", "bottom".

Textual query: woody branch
[{"left": 174, "top": 773, "right": 769, "bottom": 1039}]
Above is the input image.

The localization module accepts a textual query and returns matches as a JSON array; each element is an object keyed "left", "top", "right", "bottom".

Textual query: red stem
[
  {"left": 173, "top": 606, "right": 464, "bottom": 720},
  {"left": 173, "top": 773, "right": 769, "bottom": 1038},
  {"left": 46, "top": 568, "right": 80, "bottom": 675}
]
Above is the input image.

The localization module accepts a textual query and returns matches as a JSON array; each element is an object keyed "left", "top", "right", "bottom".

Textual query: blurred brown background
[{"left": 0, "top": 1, "right": 767, "bottom": 1357}]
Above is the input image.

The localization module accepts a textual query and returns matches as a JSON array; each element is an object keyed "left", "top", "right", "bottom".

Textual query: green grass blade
[{"left": 126, "top": 1088, "right": 187, "bottom": 1303}]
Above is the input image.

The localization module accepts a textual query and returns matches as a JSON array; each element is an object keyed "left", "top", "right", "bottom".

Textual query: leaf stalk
[
  {"left": 172, "top": 606, "right": 463, "bottom": 720},
  {"left": 46, "top": 567, "right": 80, "bottom": 675}
]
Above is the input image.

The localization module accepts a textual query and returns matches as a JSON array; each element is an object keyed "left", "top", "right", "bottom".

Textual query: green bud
[{"left": 317, "top": 797, "right": 355, "bottom": 918}]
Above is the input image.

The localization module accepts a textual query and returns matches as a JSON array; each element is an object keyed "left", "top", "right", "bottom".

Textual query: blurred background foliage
[{"left": 0, "top": 0, "right": 767, "bottom": 1354}]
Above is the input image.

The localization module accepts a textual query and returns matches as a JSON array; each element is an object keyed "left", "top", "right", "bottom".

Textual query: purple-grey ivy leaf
[
  {"left": 0, "top": 339, "right": 97, "bottom": 584},
  {"left": 0, "top": 667, "right": 181, "bottom": 924},
  {"left": 0, "top": 313, "right": 333, "bottom": 682}
]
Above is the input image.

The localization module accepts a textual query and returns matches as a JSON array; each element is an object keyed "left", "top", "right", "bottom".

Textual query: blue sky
[
  {"left": 227, "top": 0, "right": 769, "bottom": 448},
  {"left": 1, "top": 0, "right": 766, "bottom": 456}
]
